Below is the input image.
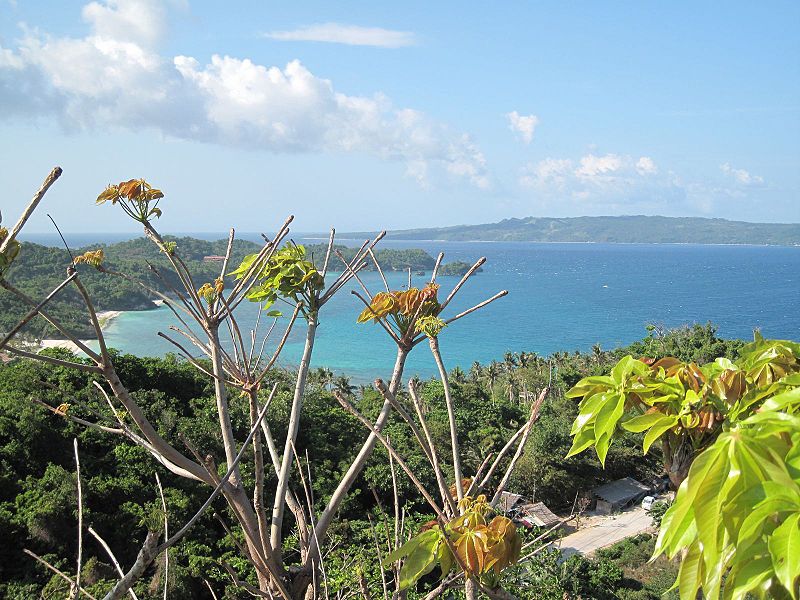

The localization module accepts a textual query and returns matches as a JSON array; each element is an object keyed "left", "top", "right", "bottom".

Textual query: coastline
[{"left": 38, "top": 309, "right": 124, "bottom": 353}]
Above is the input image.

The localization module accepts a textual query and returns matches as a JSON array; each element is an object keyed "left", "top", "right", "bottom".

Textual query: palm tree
[
  {"left": 333, "top": 375, "right": 356, "bottom": 397},
  {"left": 450, "top": 365, "right": 467, "bottom": 384},
  {"left": 505, "top": 373, "right": 519, "bottom": 404},
  {"left": 502, "top": 351, "right": 518, "bottom": 372},
  {"left": 313, "top": 366, "right": 334, "bottom": 390},
  {"left": 484, "top": 361, "right": 501, "bottom": 403},
  {"left": 469, "top": 361, "right": 482, "bottom": 382},
  {"left": 591, "top": 343, "right": 603, "bottom": 366}
]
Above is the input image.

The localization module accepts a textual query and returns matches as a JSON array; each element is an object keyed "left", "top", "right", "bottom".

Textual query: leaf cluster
[
  {"left": 566, "top": 334, "right": 800, "bottom": 467},
  {"left": 384, "top": 495, "right": 522, "bottom": 590},
  {"left": 566, "top": 334, "right": 800, "bottom": 599},
  {"left": 357, "top": 283, "right": 441, "bottom": 336},
  {"left": 230, "top": 244, "right": 324, "bottom": 317},
  {"left": 96, "top": 179, "right": 164, "bottom": 224},
  {"left": 0, "top": 226, "right": 21, "bottom": 275}
]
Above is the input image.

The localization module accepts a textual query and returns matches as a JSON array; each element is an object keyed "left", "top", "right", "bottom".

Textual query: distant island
[
  {"left": 349, "top": 215, "right": 800, "bottom": 245},
  {"left": 0, "top": 236, "right": 475, "bottom": 341}
]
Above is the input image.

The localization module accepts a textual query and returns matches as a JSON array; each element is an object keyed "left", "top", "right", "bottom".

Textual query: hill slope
[{"left": 351, "top": 216, "right": 800, "bottom": 245}]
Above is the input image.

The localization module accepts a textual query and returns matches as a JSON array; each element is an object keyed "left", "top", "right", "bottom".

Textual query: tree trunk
[{"left": 663, "top": 436, "right": 694, "bottom": 488}]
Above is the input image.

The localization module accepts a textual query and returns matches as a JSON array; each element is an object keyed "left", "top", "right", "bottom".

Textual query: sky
[{"left": 1, "top": 0, "right": 798, "bottom": 233}]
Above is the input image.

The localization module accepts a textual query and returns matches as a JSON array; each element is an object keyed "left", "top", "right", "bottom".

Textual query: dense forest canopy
[{"left": 0, "top": 324, "right": 743, "bottom": 599}]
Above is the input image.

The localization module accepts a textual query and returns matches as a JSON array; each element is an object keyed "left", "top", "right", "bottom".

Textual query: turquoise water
[{"left": 90, "top": 239, "right": 799, "bottom": 383}]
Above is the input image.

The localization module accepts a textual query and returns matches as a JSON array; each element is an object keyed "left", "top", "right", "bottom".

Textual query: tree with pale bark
[{"left": 0, "top": 168, "right": 553, "bottom": 600}]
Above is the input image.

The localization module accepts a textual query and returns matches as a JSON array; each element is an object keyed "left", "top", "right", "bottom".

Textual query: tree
[
  {"left": 0, "top": 168, "right": 528, "bottom": 600},
  {"left": 332, "top": 375, "right": 355, "bottom": 397},
  {"left": 566, "top": 334, "right": 800, "bottom": 599}
]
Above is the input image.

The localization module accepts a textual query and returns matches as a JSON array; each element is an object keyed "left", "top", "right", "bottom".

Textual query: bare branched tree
[{"left": 1, "top": 168, "right": 545, "bottom": 600}]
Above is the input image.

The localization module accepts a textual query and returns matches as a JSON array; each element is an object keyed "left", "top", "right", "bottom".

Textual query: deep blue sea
[{"left": 20, "top": 233, "right": 800, "bottom": 382}]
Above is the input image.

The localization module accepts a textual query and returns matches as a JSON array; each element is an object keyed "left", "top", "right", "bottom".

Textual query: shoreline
[{"left": 38, "top": 309, "right": 126, "bottom": 353}]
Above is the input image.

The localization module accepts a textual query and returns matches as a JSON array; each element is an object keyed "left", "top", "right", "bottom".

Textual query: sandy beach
[{"left": 37, "top": 309, "right": 123, "bottom": 353}]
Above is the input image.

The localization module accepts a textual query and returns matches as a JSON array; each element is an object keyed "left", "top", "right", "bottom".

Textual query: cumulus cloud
[
  {"left": 506, "top": 111, "right": 539, "bottom": 144},
  {"left": 0, "top": 1, "right": 486, "bottom": 188},
  {"left": 519, "top": 153, "right": 677, "bottom": 210},
  {"left": 263, "top": 23, "right": 416, "bottom": 48},
  {"left": 574, "top": 153, "right": 625, "bottom": 178},
  {"left": 635, "top": 156, "right": 657, "bottom": 175},
  {"left": 720, "top": 163, "right": 764, "bottom": 186}
]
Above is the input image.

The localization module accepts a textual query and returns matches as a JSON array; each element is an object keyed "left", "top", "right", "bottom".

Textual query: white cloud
[
  {"left": 82, "top": 0, "right": 167, "bottom": 46},
  {"left": 0, "top": 1, "right": 486, "bottom": 189},
  {"left": 518, "top": 152, "right": 765, "bottom": 215},
  {"left": 720, "top": 163, "right": 764, "bottom": 186},
  {"left": 506, "top": 110, "right": 539, "bottom": 144},
  {"left": 574, "top": 153, "right": 624, "bottom": 178},
  {"left": 519, "top": 158, "right": 572, "bottom": 189},
  {"left": 636, "top": 156, "right": 657, "bottom": 175},
  {"left": 520, "top": 153, "right": 671, "bottom": 209},
  {"left": 263, "top": 23, "right": 416, "bottom": 48}
]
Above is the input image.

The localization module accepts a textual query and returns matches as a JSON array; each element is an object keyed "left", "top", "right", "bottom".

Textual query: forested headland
[{"left": 350, "top": 215, "right": 800, "bottom": 245}]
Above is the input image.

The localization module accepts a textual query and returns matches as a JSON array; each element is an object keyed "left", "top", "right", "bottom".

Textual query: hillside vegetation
[{"left": 0, "top": 325, "right": 733, "bottom": 599}]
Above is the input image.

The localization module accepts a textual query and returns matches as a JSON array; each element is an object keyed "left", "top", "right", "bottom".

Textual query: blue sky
[{"left": 1, "top": 0, "right": 798, "bottom": 233}]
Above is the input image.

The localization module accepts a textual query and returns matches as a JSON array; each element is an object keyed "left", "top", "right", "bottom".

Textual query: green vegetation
[
  {"left": 567, "top": 333, "right": 800, "bottom": 599},
  {"left": 354, "top": 215, "right": 800, "bottom": 245},
  {"left": 5, "top": 173, "right": 796, "bottom": 600},
  {"left": 503, "top": 535, "right": 679, "bottom": 600},
  {"left": 0, "top": 324, "right": 745, "bottom": 598}
]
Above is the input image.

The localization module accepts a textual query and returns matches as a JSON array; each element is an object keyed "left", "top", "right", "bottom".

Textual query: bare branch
[
  {"left": 156, "top": 332, "right": 228, "bottom": 383},
  {"left": 3, "top": 346, "right": 102, "bottom": 373},
  {"left": 443, "top": 290, "right": 508, "bottom": 327},
  {"left": 30, "top": 397, "right": 123, "bottom": 435},
  {"left": 0, "top": 279, "right": 102, "bottom": 361},
  {"left": 270, "top": 313, "right": 317, "bottom": 553},
  {"left": 204, "top": 580, "right": 220, "bottom": 600},
  {"left": 155, "top": 474, "right": 169, "bottom": 600},
  {"left": 439, "top": 257, "right": 486, "bottom": 312},
  {"left": 101, "top": 530, "right": 160, "bottom": 600},
  {"left": 159, "top": 394, "right": 273, "bottom": 551},
  {"left": 429, "top": 336, "right": 464, "bottom": 501},
  {"left": 490, "top": 388, "right": 547, "bottom": 507},
  {"left": 23, "top": 548, "right": 98, "bottom": 600},
  {"left": 430, "top": 252, "right": 444, "bottom": 283},
  {"left": 367, "top": 247, "right": 390, "bottom": 292},
  {"left": 407, "top": 380, "right": 458, "bottom": 515},
  {"left": 1, "top": 166, "right": 62, "bottom": 254},
  {"left": 254, "top": 304, "right": 301, "bottom": 385},
  {"left": 72, "top": 274, "right": 111, "bottom": 364},
  {"left": 332, "top": 391, "right": 445, "bottom": 522},
  {"left": 320, "top": 228, "right": 336, "bottom": 279},
  {"left": 71, "top": 439, "right": 83, "bottom": 600},
  {"left": 0, "top": 272, "right": 77, "bottom": 349},
  {"left": 87, "top": 527, "right": 139, "bottom": 600}
]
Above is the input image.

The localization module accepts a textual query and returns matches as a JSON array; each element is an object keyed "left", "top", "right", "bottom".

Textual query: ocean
[{"left": 19, "top": 233, "right": 800, "bottom": 382}]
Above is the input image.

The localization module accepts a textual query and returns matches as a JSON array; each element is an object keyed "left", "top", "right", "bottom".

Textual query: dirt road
[{"left": 558, "top": 507, "right": 652, "bottom": 558}]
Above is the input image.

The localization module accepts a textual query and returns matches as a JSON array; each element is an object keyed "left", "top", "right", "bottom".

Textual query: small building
[
  {"left": 203, "top": 255, "right": 226, "bottom": 263},
  {"left": 496, "top": 491, "right": 523, "bottom": 514},
  {"left": 592, "top": 477, "right": 651, "bottom": 514},
  {"left": 496, "top": 491, "right": 561, "bottom": 528},
  {"left": 516, "top": 501, "right": 561, "bottom": 528}
]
